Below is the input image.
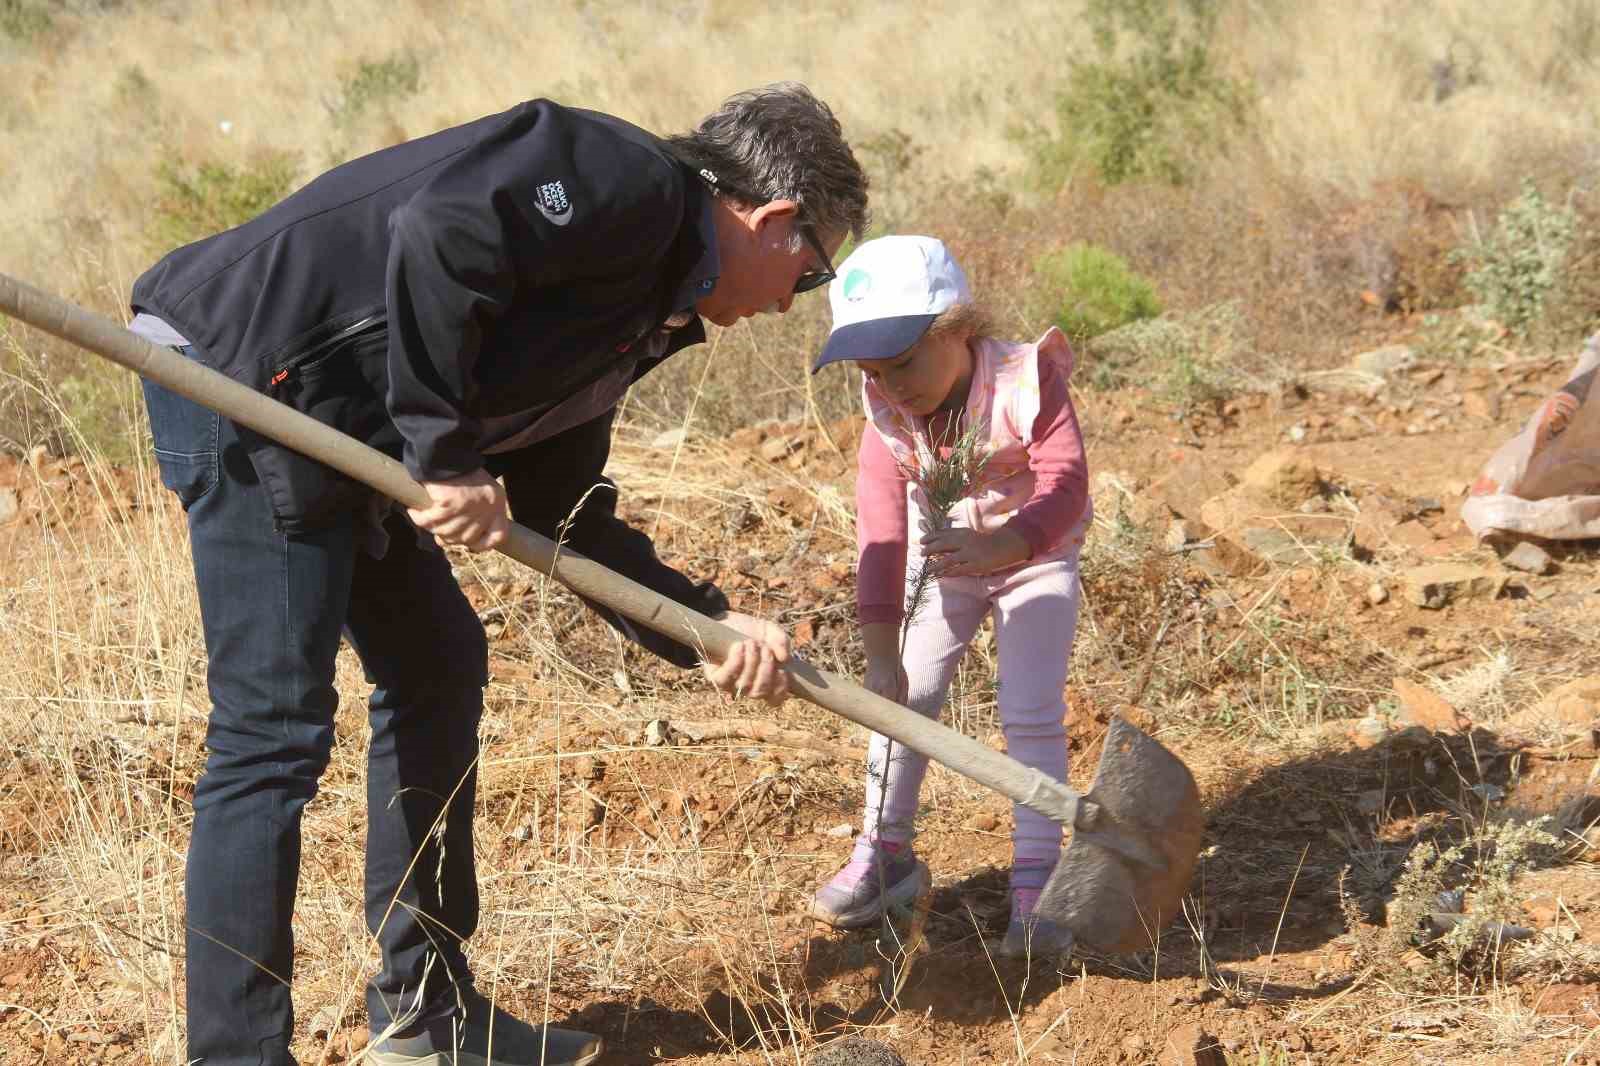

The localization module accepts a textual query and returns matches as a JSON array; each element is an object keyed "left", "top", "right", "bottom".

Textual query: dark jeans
[{"left": 145, "top": 359, "right": 489, "bottom": 1066}]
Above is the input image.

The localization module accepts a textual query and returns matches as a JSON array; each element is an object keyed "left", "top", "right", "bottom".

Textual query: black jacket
[{"left": 131, "top": 100, "right": 728, "bottom": 666}]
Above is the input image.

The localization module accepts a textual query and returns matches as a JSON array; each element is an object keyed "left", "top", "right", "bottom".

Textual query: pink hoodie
[{"left": 855, "top": 327, "right": 1091, "bottom": 625}]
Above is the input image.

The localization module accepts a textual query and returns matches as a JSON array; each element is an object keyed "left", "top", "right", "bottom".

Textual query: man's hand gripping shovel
[{"left": 0, "top": 272, "right": 1203, "bottom": 954}]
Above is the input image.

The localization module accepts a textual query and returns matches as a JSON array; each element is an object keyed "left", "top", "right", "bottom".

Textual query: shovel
[{"left": 0, "top": 272, "right": 1203, "bottom": 954}]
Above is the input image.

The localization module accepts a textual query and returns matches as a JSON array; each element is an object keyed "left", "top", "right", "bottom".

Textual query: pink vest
[{"left": 863, "top": 326, "right": 1089, "bottom": 558}]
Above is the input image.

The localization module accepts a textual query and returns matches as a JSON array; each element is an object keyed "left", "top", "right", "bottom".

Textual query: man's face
[{"left": 696, "top": 202, "right": 841, "bottom": 327}]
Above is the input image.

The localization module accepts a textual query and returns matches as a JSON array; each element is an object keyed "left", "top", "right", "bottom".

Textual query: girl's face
[{"left": 855, "top": 330, "right": 974, "bottom": 417}]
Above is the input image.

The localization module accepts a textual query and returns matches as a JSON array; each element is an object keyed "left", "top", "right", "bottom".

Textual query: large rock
[
  {"left": 1506, "top": 676, "right": 1600, "bottom": 744},
  {"left": 1403, "top": 564, "right": 1506, "bottom": 609},
  {"left": 1239, "top": 448, "right": 1322, "bottom": 508},
  {"left": 1143, "top": 453, "right": 1234, "bottom": 522}
]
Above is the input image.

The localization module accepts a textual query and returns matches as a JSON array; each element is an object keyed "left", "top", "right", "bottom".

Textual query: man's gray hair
[{"left": 668, "top": 82, "right": 871, "bottom": 244}]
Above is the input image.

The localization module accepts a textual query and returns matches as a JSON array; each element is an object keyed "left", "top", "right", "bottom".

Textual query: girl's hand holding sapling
[{"left": 920, "top": 525, "right": 1031, "bottom": 577}]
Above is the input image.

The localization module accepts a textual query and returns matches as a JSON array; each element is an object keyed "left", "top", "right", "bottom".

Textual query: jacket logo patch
[{"left": 534, "top": 180, "right": 573, "bottom": 226}]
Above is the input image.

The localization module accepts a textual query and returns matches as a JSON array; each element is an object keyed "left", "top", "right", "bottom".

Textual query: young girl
[{"left": 808, "top": 236, "right": 1090, "bottom": 957}]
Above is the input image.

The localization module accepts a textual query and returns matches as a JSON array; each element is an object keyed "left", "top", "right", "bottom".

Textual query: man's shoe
[
  {"left": 808, "top": 838, "right": 929, "bottom": 928},
  {"left": 368, "top": 993, "right": 602, "bottom": 1066}
]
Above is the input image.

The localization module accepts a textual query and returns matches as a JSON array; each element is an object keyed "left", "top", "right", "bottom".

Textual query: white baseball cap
[{"left": 811, "top": 235, "right": 971, "bottom": 373}]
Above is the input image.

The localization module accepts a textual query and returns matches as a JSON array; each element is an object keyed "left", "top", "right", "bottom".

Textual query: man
[{"left": 129, "top": 82, "right": 868, "bottom": 1066}]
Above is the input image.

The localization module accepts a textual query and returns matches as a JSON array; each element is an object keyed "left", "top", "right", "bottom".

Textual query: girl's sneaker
[
  {"left": 999, "top": 860, "right": 1074, "bottom": 959},
  {"left": 808, "top": 839, "right": 930, "bottom": 928}
]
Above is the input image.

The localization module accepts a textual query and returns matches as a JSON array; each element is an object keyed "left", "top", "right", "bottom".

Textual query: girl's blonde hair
[{"left": 926, "top": 301, "right": 994, "bottom": 343}]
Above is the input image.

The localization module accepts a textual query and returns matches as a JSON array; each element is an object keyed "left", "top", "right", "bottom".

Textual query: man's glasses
[
  {"left": 793, "top": 224, "right": 837, "bottom": 295},
  {"left": 695, "top": 167, "right": 836, "bottom": 296}
]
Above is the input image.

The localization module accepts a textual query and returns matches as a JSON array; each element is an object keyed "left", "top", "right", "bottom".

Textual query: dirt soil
[{"left": 2, "top": 330, "right": 1599, "bottom": 1065}]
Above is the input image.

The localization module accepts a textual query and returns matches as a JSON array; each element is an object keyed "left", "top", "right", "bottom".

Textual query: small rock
[
  {"left": 1349, "top": 715, "right": 1396, "bottom": 749},
  {"left": 1500, "top": 541, "right": 1553, "bottom": 575},
  {"left": 760, "top": 435, "right": 801, "bottom": 461},
  {"left": 644, "top": 719, "right": 673, "bottom": 747},
  {"left": 651, "top": 427, "right": 688, "bottom": 449},
  {"left": 1163, "top": 1022, "right": 1227, "bottom": 1066},
  {"left": 823, "top": 823, "right": 855, "bottom": 839},
  {"left": 1409, "top": 496, "right": 1443, "bottom": 515},
  {"left": 1351, "top": 344, "right": 1416, "bottom": 378},
  {"left": 1164, "top": 521, "right": 1192, "bottom": 552},
  {"left": 307, "top": 1006, "right": 341, "bottom": 1039},
  {"left": 807, "top": 1035, "right": 907, "bottom": 1066},
  {"left": 1388, "top": 519, "right": 1437, "bottom": 550},
  {"left": 1367, "top": 582, "right": 1389, "bottom": 606},
  {"left": 1393, "top": 677, "right": 1469, "bottom": 732},
  {"left": 1287, "top": 423, "right": 1308, "bottom": 443},
  {"left": 1524, "top": 897, "right": 1560, "bottom": 928},
  {"left": 1240, "top": 527, "right": 1319, "bottom": 566},
  {"left": 65, "top": 1030, "right": 111, "bottom": 1045},
  {"left": 1462, "top": 390, "right": 1502, "bottom": 420},
  {"left": 1403, "top": 564, "right": 1505, "bottom": 609},
  {"left": 0, "top": 488, "right": 17, "bottom": 525},
  {"left": 1240, "top": 448, "right": 1322, "bottom": 508},
  {"left": 1468, "top": 782, "right": 1506, "bottom": 804}
]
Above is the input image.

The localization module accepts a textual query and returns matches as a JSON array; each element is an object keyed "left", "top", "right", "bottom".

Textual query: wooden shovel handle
[{"left": 0, "top": 272, "right": 1086, "bottom": 827}]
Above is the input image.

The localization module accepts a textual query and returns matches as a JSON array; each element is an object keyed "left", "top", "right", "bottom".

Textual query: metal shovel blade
[{"left": 1033, "top": 716, "right": 1204, "bottom": 954}]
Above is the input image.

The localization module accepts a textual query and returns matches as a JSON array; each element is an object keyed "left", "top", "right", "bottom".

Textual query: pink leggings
[{"left": 857, "top": 547, "right": 1081, "bottom": 868}]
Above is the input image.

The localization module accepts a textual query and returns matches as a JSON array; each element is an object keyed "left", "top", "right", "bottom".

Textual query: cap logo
[{"left": 842, "top": 268, "right": 873, "bottom": 303}]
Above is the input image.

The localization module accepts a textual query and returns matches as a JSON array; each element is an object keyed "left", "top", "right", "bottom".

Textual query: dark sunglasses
[
  {"left": 793, "top": 224, "right": 837, "bottom": 295},
  {"left": 695, "top": 168, "right": 836, "bottom": 296}
]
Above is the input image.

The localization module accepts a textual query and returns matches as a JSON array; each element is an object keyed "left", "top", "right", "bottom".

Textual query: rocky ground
[{"left": 1, "top": 325, "right": 1599, "bottom": 1065}]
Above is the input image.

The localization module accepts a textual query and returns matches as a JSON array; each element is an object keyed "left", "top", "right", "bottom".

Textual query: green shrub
[
  {"left": 150, "top": 151, "right": 300, "bottom": 249},
  {"left": 56, "top": 369, "right": 143, "bottom": 462},
  {"left": 113, "top": 64, "right": 156, "bottom": 109},
  {"left": 1379, "top": 816, "right": 1560, "bottom": 984},
  {"left": 335, "top": 51, "right": 421, "bottom": 129},
  {"left": 1035, "top": 242, "right": 1162, "bottom": 343},
  {"left": 1022, "top": 0, "right": 1250, "bottom": 187},
  {"left": 0, "top": 0, "right": 52, "bottom": 41},
  {"left": 856, "top": 128, "right": 925, "bottom": 234},
  {"left": 1085, "top": 301, "right": 1243, "bottom": 408},
  {"left": 1452, "top": 179, "right": 1577, "bottom": 336}
]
